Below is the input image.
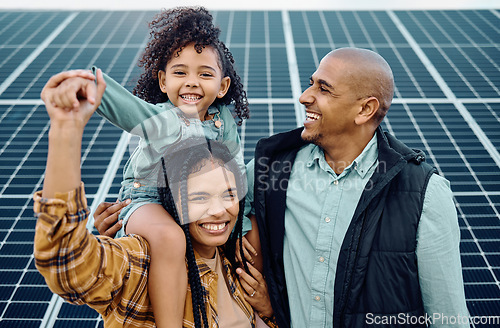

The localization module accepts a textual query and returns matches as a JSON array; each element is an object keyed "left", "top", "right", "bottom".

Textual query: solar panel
[{"left": 0, "top": 8, "right": 499, "bottom": 328}]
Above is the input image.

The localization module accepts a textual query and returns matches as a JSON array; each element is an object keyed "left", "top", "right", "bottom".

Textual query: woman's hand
[
  {"left": 41, "top": 69, "right": 106, "bottom": 129},
  {"left": 236, "top": 263, "right": 274, "bottom": 319},
  {"left": 40, "top": 69, "right": 106, "bottom": 198},
  {"left": 93, "top": 200, "right": 130, "bottom": 237}
]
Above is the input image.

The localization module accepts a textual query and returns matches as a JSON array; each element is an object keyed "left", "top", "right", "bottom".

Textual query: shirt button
[
  {"left": 315, "top": 296, "right": 321, "bottom": 301},
  {"left": 319, "top": 257, "right": 325, "bottom": 263},
  {"left": 325, "top": 217, "right": 331, "bottom": 223},
  {"left": 333, "top": 180, "right": 339, "bottom": 185},
  {"left": 133, "top": 181, "right": 141, "bottom": 188}
]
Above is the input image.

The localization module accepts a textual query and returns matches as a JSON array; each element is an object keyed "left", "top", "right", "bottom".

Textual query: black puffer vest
[{"left": 253, "top": 127, "right": 436, "bottom": 328}]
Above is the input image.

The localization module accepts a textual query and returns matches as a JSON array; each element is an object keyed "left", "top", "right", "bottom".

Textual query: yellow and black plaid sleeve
[{"left": 33, "top": 183, "right": 155, "bottom": 328}]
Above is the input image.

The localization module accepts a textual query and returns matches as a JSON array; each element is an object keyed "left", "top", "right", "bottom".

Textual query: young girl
[{"left": 48, "top": 7, "right": 250, "bottom": 328}]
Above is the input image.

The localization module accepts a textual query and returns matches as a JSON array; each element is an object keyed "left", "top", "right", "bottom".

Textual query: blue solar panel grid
[{"left": 0, "top": 8, "right": 499, "bottom": 328}]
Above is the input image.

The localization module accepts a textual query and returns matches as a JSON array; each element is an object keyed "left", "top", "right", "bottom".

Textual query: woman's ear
[
  {"left": 217, "top": 77, "right": 231, "bottom": 98},
  {"left": 158, "top": 70, "right": 168, "bottom": 93}
]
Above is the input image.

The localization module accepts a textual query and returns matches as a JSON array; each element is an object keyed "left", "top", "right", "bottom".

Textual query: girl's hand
[
  {"left": 93, "top": 199, "right": 130, "bottom": 237},
  {"left": 41, "top": 69, "right": 105, "bottom": 126},
  {"left": 235, "top": 236, "right": 258, "bottom": 265},
  {"left": 236, "top": 262, "right": 274, "bottom": 318}
]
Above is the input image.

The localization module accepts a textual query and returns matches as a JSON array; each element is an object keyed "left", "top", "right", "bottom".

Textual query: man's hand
[
  {"left": 93, "top": 200, "right": 130, "bottom": 237},
  {"left": 41, "top": 69, "right": 105, "bottom": 128}
]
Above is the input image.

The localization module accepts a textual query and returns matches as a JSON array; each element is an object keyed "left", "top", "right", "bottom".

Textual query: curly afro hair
[{"left": 133, "top": 6, "right": 249, "bottom": 125}]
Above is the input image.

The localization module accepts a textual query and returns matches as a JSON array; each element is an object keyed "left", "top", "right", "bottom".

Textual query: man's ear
[
  {"left": 217, "top": 77, "right": 231, "bottom": 98},
  {"left": 158, "top": 70, "right": 168, "bottom": 93},
  {"left": 355, "top": 97, "right": 379, "bottom": 125}
]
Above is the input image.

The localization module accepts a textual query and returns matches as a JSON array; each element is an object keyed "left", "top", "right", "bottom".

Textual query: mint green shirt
[
  {"left": 94, "top": 70, "right": 244, "bottom": 185},
  {"left": 246, "top": 135, "right": 469, "bottom": 328}
]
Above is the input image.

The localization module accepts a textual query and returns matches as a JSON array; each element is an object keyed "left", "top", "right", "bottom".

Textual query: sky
[{"left": 0, "top": 0, "right": 498, "bottom": 11}]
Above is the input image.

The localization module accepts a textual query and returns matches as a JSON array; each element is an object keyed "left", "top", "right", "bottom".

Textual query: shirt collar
[
  {"left": 165, "top": 100, "right": 221, "bottom": 115},
  {"left": 352, "top": 134, "right": 378, "bottom": 178},
  {"left": 194, "top": 248, "right": 214, "bottom": 277},
  {"left": 195, "top": 247, "right": 230, "bottom": 277},
  {"left": 306, "top": 134, "right": 378, "bottom": 179},
  {"left": 207, "top": 105, "right": 220, "bottom": 115}
]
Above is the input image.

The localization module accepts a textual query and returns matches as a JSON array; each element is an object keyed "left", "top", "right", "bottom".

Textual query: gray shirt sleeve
[{"left": 416, "top": 174, "right": 470, "bottom": 327}]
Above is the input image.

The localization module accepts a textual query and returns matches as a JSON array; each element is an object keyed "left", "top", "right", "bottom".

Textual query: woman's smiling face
[{"left": 185, "top": 161, "right": 239, "bottom": 259}]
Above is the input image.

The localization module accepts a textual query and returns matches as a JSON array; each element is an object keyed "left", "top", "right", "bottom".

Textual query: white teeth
[
  {"left": 201, "top": 223, "right": 227, "bottom": 231},
  {"left": 306, "top": 112, "right": 321, "bottom": 121},
  {"left": 181, "top": 94, "right": 201, "bottom": 102}
]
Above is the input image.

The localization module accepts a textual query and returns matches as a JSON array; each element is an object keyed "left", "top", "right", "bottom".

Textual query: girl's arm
[
  {"left": 46, "top": 68, "right": 184, "bottom": 147},
  {"left": 91, "top": 67, "right": 180, "bottom": 133}
]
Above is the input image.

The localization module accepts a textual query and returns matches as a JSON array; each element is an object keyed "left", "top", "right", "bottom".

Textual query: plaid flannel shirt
[{"left": 33, "top": 183, "right": 277, "bottom": 328}]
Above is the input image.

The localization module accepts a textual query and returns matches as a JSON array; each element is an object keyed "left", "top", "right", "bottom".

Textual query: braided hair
[
  {"left": 133, "top": 6, "right": 249, "bottom": 125},
  {"left": 157, "top": 138, "right": 247, "bottom": 328}
]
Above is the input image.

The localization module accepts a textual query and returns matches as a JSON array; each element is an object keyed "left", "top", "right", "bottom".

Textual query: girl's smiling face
[{"left": 158, "top": 43, "right": 230, "bottom": 120}]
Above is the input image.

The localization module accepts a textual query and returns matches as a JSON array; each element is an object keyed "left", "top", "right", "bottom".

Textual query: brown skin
[
  {"left": 94, "top": 47, "right": 395, "bottom": 323},
  {"left": 93, "top": 200, "right": 129, "bottom": 237},
  {"left": 94, "top": 205, "right": 264, "bottom": 274},
  {"left": 235, "top": 215, "right": 263, "bottom": 273},
  {"left": 93, "top": 203, "right": 124, "bottom": 237},
  {"left": 299, "top": 47, "right": 394, "bottom": 174},
  {"left": 92, "top": 181, "right": 273, "bottom": 319},
  {"left": 40, "top": 70, "right": 106, "bottom": 198}
]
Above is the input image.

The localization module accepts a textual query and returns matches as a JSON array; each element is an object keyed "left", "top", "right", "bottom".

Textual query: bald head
[{"left": 325, "top": 48, "right": 394, "bottom": 122}]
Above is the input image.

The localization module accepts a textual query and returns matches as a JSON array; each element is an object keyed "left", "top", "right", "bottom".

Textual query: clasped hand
[{"left": 41, "top": 69, "right": 106, "bottom": 129}]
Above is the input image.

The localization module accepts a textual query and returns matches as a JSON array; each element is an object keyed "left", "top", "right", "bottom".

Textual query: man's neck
[{"left": 322, "top": 131, "right": 376, "bottom": 175}]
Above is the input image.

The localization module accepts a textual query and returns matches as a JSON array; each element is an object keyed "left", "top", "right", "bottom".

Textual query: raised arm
[
  {"left": 34, "top": 71, "right": 154, "bottom": 323},
  {"left": 40, "top": 69, "right": 106, "bottom": 197}
]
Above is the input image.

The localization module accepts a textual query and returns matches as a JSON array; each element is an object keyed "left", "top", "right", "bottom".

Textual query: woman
[{"left": 34, "top": 71, "right": 275, "bottom": 328}]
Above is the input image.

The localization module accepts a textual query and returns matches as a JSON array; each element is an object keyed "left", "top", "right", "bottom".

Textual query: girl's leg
[{"left": 126, "top": 203, "right": 186, "bottom": 328}]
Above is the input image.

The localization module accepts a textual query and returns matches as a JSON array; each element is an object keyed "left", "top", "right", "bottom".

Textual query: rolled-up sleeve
[{"left": 33, "top": 183, "right": 153, "bottom": 322}]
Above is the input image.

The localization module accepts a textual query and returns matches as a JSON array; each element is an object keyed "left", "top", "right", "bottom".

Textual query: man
[
  {"left": 244, "top": 48, "right": 469, "bottom": 327},
  {"left": 96, "top": 48, "right": 469, "bottom": 327}
]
